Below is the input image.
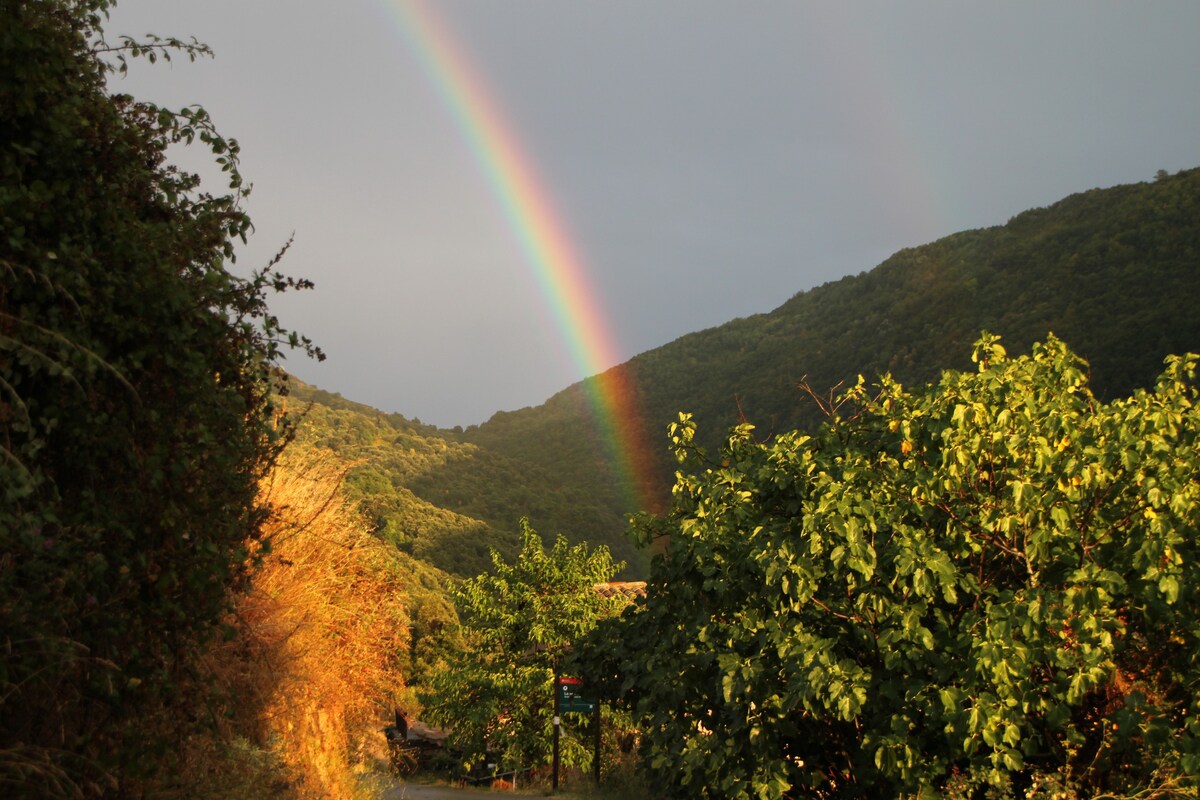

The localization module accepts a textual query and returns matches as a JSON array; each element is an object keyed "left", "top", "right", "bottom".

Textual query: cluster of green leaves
[
  {"left": 288, "top": 380, "right": 644, "bottom": 576},
  {"left": 465, "top": 169, "right": 1200, "bottom": 527},
  {"left": 419, "top": 523, "right": 624, "bottom": 773},
  {"left": 1, "top": 2, "right": 315, "bottom": 794},
  {"left": 579, "top": 336, "right": 1200, "bottom": 799}
]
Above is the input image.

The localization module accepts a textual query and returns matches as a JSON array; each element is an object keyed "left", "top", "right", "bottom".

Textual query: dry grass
[{"left": 176, "top": 450, "right": 410, "bottom": 799}]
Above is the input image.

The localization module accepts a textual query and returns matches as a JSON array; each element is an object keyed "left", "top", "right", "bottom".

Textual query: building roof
[{"left": 593, "top": 581, "right": 647, "bottom": 601}]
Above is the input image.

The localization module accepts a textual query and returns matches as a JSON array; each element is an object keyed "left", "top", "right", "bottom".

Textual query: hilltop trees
[
  {"left": 286, "top": 378, "right": 642, "bottom": 578},
  {"left": 464, "top": 169, "right": 1200, "bottom": 528},
  {"left": 1, "top": 2, "right": 317, "bottom": 793},
  {"left": 582, "top": 336, "right": 1200, "bottom": 798}
]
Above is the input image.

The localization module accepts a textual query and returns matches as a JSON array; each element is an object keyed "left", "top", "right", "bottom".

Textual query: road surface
[{"left": 377, "top": 780, "right": 523, "bottom": 800}]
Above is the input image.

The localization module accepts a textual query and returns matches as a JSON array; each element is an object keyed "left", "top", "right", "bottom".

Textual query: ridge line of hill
[{"left": 292, "top": 167, "right": 1200, "bottom": 577}]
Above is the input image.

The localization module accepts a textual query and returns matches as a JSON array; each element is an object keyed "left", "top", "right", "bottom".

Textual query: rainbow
[{"left": 381, "top": 0, "right": 660, "bottom": 513}]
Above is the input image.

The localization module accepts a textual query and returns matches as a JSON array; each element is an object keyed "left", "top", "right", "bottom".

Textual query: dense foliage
[
  {"left": 420, "top": 524, "right": 623, "bottom": 774},
  {"left": 581, "top": 337, "right": 1200, "bottom": 798},
  {"left": 1, "top": 2, "right": 316, "bottom": 794},
  {"left": 465, "top": 169, "right": 1200, "bottom": 532},
  {"left": 289, "top": 380, "right": 642, "bottom": 576}
]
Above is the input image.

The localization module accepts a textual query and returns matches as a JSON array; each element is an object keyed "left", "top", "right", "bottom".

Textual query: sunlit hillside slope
[
  {"left": 296, "top": 168, "right": 1200, "bottom": 578},
  {"left": 464, "top": 167, "right": 1200, "bottom": 529}
]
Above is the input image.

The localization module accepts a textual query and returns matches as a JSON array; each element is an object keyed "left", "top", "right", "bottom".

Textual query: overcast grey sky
[{"left": 106, "top": 1, "right": 1200, "bottom": 428}]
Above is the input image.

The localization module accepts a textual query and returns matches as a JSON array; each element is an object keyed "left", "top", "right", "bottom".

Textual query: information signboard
[{"left": 557, "top": 677, "right": 595, "bottom": 714}]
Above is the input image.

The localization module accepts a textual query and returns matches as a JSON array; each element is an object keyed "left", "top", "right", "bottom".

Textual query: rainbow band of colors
[{"left": 389, "top": 0, "right": 659, "bottom": 512}]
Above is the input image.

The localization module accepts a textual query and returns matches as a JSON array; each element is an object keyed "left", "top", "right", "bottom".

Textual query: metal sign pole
[{"left": 592, "top": 700, "right": 601, "bottom": 785}]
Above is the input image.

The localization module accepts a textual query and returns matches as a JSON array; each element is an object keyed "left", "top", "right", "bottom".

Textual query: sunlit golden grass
[{"left": 176, "top": 449, "right": 410, "bottom": 799}]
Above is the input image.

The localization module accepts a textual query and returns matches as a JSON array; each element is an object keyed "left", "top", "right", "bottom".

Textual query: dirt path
[{"left": 376, "top": 781, "right": 530, "bottom": 800}]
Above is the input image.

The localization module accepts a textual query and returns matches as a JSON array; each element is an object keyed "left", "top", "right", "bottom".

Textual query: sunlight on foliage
[
  {"left": 421, "top": 524, "right": 625, "bottom": 776},
  {"left": 182, "top": 452, "right": 411, "bottom": 799},
  {"left": 583, "top": 336, "right": 1200, "bottom": 799}
]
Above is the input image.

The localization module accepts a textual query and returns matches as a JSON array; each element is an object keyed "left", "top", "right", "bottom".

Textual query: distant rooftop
[{"left": 594, "top": 581, "right": 647, "bottom": 601}]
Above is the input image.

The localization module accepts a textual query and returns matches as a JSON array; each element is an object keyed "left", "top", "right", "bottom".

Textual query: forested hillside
[
  {"left": 291, "top": 169, "right": 1200, "bottom": 579},
  {"left": 287, "top": 382, "right": 641, "bottom": 576},
  {"left": 462, "top": 168, "right": 1200, "bottom": 534}
]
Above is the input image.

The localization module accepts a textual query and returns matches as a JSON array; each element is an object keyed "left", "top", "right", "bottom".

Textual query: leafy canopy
[
  {"left": 421, "top": 523, "right": 623, "bottom": 773},
  {"left": 581, "top": 335, "right": 1200, "bottom": 799},
  {"left": 1, "top": 1, "right": 316, "bottom": 794}
]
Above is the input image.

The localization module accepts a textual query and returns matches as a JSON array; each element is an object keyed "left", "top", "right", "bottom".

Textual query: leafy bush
[
  {"left": 1, "top": 3, "right": 316, "bottom": 794},
  {"left": 584, "top": 336, "right": 1200, "bottom": 798}
]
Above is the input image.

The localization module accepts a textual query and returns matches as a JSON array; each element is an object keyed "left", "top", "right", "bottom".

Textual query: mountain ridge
[
  {"left": 465, "top": 168, "right": 1199, "bottom": 478},
  {"left": 292, "top": 167, "right": 1200, "bottom": 576}
]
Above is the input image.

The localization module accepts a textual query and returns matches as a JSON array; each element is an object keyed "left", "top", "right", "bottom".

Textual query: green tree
[
  {"left": 581, "top": 336, "right": 1200, "bottom": 799},
  {"left": 420, "top": 522, "right": 623, "bottom": 774},
  {"left": 1, "top": 2, "right": 317, "bottom": 794}
]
